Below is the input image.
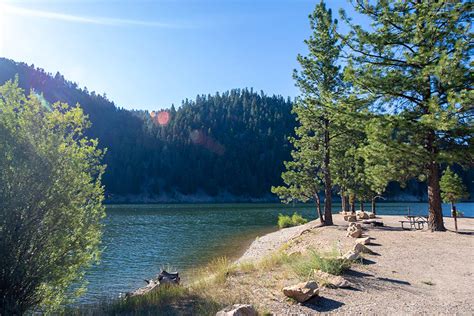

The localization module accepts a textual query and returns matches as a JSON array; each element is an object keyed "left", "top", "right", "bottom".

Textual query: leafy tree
[
  {"left": 342, "top": 0, "right": 473, "bottom": 230},
  {"left": 287, "top": 0, "right": 346, "bottom": 225},
  {"left": 0, "top": 80, "right": 105, "bottom": 313},
  {"left": 440, "top": 167, "right": 469, "bottom": 231}
]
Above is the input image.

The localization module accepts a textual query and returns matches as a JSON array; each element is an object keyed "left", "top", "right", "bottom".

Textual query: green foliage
[
  {"left": 1, "top": 58, "right": 472, "bottom": 201},
  {"left": 277, "top": 213, "right": 308, "bottom": 228},
  {"left": 0, "top": 79, "right": 105, "bottom": 313},
  {"left": 341, "top": 0, "right": 473, "bottom": 229},
  {"left": 440, "top": 167, "right": 469, "bottom": 204},
  {"left": 273, "top": 1, "right": 348, "bottom": 224},
  {"left": 290, "top": 250, "right": 351, "bottom": 279}
]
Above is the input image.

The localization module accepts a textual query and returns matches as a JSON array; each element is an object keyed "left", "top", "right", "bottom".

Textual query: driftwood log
[
  {"left": 158, "top": 270, "right": 180, "bottom": 285},
  {"left": 126, "top": 270, "right": 180, "bottom": 297}
]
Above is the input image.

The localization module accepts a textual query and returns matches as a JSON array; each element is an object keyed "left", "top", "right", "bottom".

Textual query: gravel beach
[{"left": 234, "top": 214, "right": 474, "bottom": 315}]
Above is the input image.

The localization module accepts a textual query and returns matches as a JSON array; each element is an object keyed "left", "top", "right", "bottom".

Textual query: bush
[
  {"left": 290, "top": 250, "right": 351, "bottom": 279},
  {"left": 0, "top": 80, "right": 105, "bottom": 314},
  {"left": 291, "top": 213, "right": 308, "bottom": 226},
  {"left": 278, "top": 212, "right": 308, "bottom": 228}
]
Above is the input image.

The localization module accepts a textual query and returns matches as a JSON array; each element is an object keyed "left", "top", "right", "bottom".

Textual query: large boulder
[
  {"left": 216, "top": 304, "right": 257, "bottom": 316},
  {"left": 313, "top": 270, "right": 352, "bottom": 288},
  {"left": 283, "top": 281, "right": 319, "bottom": 303},
  {"left": 357, "top": 211, "right": 369, "bottom": 220},
  {"left": 346, "top": 223, "right": 362, "bottom": 238},
  {"left": 344, "top": 214, "right": 357, "bottom": 222}
]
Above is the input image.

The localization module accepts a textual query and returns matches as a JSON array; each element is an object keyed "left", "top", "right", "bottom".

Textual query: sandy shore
[{"left": 234, "top": 214, "right": 474, "bottom": 315}]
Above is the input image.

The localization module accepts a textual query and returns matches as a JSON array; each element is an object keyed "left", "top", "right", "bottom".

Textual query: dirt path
[{"left": 235, "top": 215, "right": 474, "bottom": 315}]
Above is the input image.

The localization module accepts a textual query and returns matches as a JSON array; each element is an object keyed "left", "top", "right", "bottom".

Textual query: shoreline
[{"left": 230, "top": 214, "right": 474, "bottom": 314}]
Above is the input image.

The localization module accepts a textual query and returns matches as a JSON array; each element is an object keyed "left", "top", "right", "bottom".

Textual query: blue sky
[{"left": 0, "top": 0, "right": 361, "bottom": 110}]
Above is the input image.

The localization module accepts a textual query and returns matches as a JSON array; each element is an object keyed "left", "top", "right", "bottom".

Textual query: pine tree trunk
[
  {"left": 427, "top": 160, "right": 446, "bottom": 231},
  {"left": 371, "top": 198, "right": 376, "bottom": 215},
  {"left": 315, "top": 193, "right": 324, "bottom": 224},
  {"left": 452, "top": 203, "right": 458, "bottom": 232},
  {"left": 350, "top": 194, "right": 356, "bottom": 213},
  {"left": 344, "top": 194, "right": 349, "bottom": 212},
  {"left": 360, "top": 200, "right": 364, "bottom": 212},
  {"left": 341, "top": 192, "right": 346, "bottom": 212},
  {"left": 323, "top": 120, "right": 333, "bottom": 225}
]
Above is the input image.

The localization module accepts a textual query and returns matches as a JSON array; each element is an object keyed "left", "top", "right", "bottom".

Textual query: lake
[{"left": 80, "top": 202, "right": 474, "bottom": 304}]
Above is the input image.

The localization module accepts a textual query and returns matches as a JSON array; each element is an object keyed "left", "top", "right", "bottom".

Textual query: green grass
[
  {"left": 289, "top": 250, "right": 351, "bottom": 279},
  {"left": 278, "top": 213, "right": 308, "bottom": 228}
]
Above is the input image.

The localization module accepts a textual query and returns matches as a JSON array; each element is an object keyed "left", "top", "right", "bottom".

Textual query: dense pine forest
[{"left": 1, "top": 57, "right": 472, "bottom": 201}]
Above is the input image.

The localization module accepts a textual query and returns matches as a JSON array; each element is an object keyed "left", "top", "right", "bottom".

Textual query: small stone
[
  {"left": 368, "top": 212, "right": 376, "bottom": 219},
  {"left": 313, "top": 270, "right": 352, "bottom": 288},
  {"left": 216, "top": 304, "right": 257, "bottom": 316},
  {"left": 283, "top": 281, "right": 319, "bottom": 303},
  {"left": 353, "top": 242, "right": 377, "bottom": 255}
]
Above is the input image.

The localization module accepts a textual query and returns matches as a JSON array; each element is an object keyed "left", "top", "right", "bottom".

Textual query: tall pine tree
[
  {"left": 281, "top": 1, "right": 345, "bottom": 225},
  {"left": 342, "top": 0, "right": 473, "bottom": 231}
]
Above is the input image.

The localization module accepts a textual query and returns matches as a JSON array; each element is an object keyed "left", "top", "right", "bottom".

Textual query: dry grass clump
[{"left": 289, "top": 249, "right": 351, "bottom": 279}]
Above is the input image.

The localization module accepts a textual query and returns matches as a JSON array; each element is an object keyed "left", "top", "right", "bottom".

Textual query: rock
[
  {"left": 346, "top": 223, "right": 362, "bottom": 238},
  {"left": 356, "top": 237, "right": 371, "bottom": 245},
  {"left": 349, "top": 222, "right": 362, "bottom": 229},
  {"left": 353, "top": 242, "right": 377, "bottom": 255},
  {"left": 344, "top": 214, "right": 357, "bottom": 222},
  {"left": 283, "top": 281, "right": 320, "bottom": 303},
  {"left": 341, "top": 251, "right": 361, "bottom": 261},
  {"left": 368, "top": 212, "right": 376, "bottom": 219},
  {"left": 216, "top": 304, "right": 257, "bottom": 316},
  {"left": 313, "top": 270, "right": 352, "bottom": 288},
  {"left": 357, "top": 211, "right": 369, "bottom": 220}
]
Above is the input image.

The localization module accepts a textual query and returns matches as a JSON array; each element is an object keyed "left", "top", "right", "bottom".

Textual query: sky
[{"left": 0, "top": 0, "right": 362, "bottom": 110}]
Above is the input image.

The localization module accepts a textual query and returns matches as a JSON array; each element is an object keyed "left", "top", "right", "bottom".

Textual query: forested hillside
[
  {"left": 1, "top": 58, "right": 471, "bottom": 201},
  {"left": 0, "top": 58, "right": 295, "bottom": 201}
]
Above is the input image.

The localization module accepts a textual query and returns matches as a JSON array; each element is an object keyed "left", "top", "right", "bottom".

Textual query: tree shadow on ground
[
  {"left": 303, "top": 296, "right": 344, "bottom": 312},
  {"left": 453, "top": 230, "right": 474, "bottom": 235},
  {"left": 376, "top": 277, "right": 411, "bottom": 286},
  {"left": 371, "top": 225, "right": 405, "bottom": 232}
]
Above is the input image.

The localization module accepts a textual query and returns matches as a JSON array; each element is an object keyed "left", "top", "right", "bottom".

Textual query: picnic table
[{"left": 399, "top": 215, "right": 428, "bottom": 230}]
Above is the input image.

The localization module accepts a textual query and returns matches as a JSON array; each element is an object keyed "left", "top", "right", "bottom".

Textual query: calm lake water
[{"left": 80, "top": 202, "right": 474, "bottom": 304}]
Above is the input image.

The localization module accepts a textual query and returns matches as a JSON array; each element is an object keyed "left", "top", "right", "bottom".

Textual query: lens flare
[
  {"left": 150, "top": 110, "right": 170, "bottom": 126},
  {"left": 157, "top": 111, "right": 170, "bottom": 126}
]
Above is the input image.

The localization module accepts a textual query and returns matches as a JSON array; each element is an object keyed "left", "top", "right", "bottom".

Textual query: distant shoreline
[{"left": 104, "top": 195, "right": 474, "bottom": 204}]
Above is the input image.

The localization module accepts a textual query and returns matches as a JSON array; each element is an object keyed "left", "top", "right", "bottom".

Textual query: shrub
[
  {"left": 277, "top": 212, "right": 308, "bottom": 228},
  {"left": 0, "top": 80, "right": 105, "bottom": 314},
  {"left": 290, "top": 250, "right": 351, "bottom": 279},
  {"left": 291, "top": 213, "right": 308, "bottom": 226}
]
